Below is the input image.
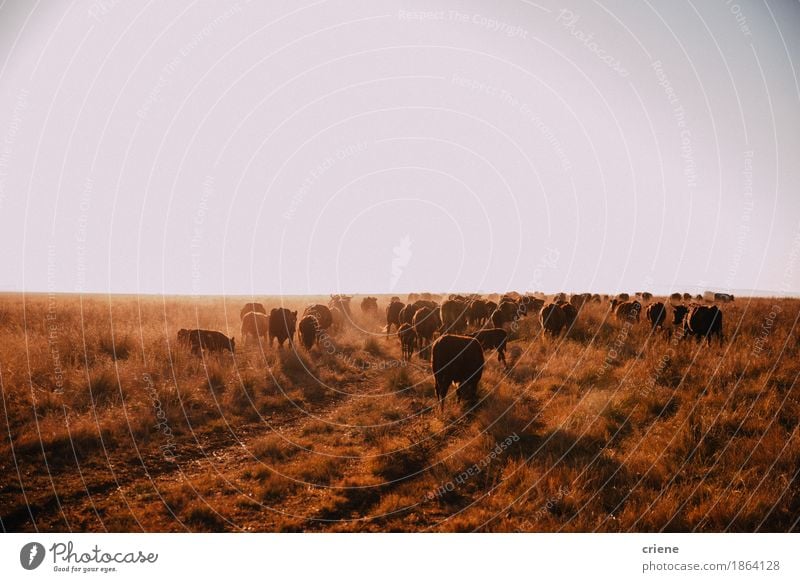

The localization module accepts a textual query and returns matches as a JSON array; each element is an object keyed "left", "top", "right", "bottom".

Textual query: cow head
[{"left": 673, "top": 305, "right": 689, "bottom": 325}]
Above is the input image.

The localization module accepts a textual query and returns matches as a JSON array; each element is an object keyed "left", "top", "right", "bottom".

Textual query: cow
[
  {"left": 641, "top": 292, "right": 653, "bottom": 301},
  {"left": 645, "top": 302, "right": 667, "bottom": 331},
  {"left": 329, "top": 294, "right": 352, "bottom": 317},
  {"left": 397, "top": 323, "right": 416, "bottom": 361},
  {"left": 673, "top": 304, "right": 690, "bottom": 327},
  {"left": 714, "top": 293, "right": 734, "bottom": 302},
  {"left": 670, "top": 292, "right": 683, "bottom": 302},
  {"left": 412, "top": 306, "right": 441, "bottom": 360},
  {"left": 187, "top": 329, "right": 235, "bottom": 356},
  {"left": 540, "top": 303, "right": 567, "bottom": 336},
  {"left": 385, "top": 299, "right": 405, "bottom": 335},
  {"left": 686, "top": 305, "right": 724, "bottom": 344},
  {"left": 239, "top": 302, "right": 266, "bottom": 320},
  {"left": 360, "top": 296, "right": 379, "bottom": 315},
  {"left": 431, "top": 334, "right": 485, "bottom": 410},
  {"left": 440, "top": 299, "right": 469, "bottom": 334},
  {"left": 407, "top": 293, "right": 420, "bottom": 303},
  {"left": 615, "top": 300, "right": 641, "bottom": 323},
  {"left": 469, "top": 328, "right": 508, "bottom": 368},
  {"left": 467, "top": 299, "right": 489, "bottom": 327},
  {"left": 177, "top": 328, "right": 193, "bottom": 345},
  {"left": 683, "top": 293, "right": 692, "bottom": 301},
  {"left": 298, "top": 314, "right": 319, "bottom": 350},
  {"left": 399, "top": 303, "right": 419, "bottom": 326},
  {"left": 497, "top": 300, "right": 519, "bottom": 323},
  {"left": 241, "top": 311, "right": 269, "bottom": 347},
  {"left": 616, "top": 293, "right": 630, "bottom": 301},
  {"left": 303, "top": 304, "right": 333, "bottom": 331},
  {"left": 561, "top": 303, "right": 578, "bottom": 330},
  {"left": 569, "top": 294, "right": 588, "bottom": 310},
  {"left": 489, "top": 309, "right": 505, "bottom": 328},
  {"left": 591, "top": 294, "right": 601, "bottom": 303},
  {"left": 268, "top": 308, "right": 297, "bottom": 348}
]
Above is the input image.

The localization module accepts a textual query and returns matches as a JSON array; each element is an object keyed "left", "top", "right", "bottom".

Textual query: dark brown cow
[
  {"left": 187, "top": 329, "right": 235, "bottom": 355},
  {"left": 641, "top": 292, "right": 653, "bottom": 301},
  {"left": 385, "top": 300, "right": 405, "bottom": 335},
  {"left": 360, "top": 296, "right": 379, "bottom": 315},
  {"left": 469, "top": 328, "right": 508, "bottom": 368},
  {"left": 569, "top": 294, "right": 588, "bottom": 310},
  {"left": 615, "top": 300, "right": 641, "bottom": 323},
  {"left": 540, "top": 303, "right": 567, "bottom": 336},
  {"left": 329, "top": 294, "right": 352, "bottom": 317},
  {"left": 303, "top": 304, "right": 333, "bottom": 330},
  {"left": 561, "top": 303, "right": 578, "bottom": 330},
  {"left": 670, "top": 292, "right": 683, "bottom": 302},
  {"left": 397, "top": 323, "right": 416, "bottom": 361},
  {"left": 298, "top": 315, "right": 319, "bottom": 350},
  {"left": 412, "top": 306, "right": 440, "bottom": 360},
  {"left": 683, "top": 293, "right": 692, "bottom": 301},
  {"left": 467, "top": 299, "right": 489, "bottom": 327},
  {"left": 673, "top": 305, "right": 690, "bottom": 327},
  {"left": 241, "top": 311, "right": 269, "bottom": 346},
  {"left": 714, "top": 293, "right": 734, "bottom": 302},
  {"left": 399, "top": 303, "right": 419, "bottom": 326},
  {"left": 686, "top": 305, "right": 724, "bottom": 344},
  {"left": 268, "top": 308, "right": 297, "bottom": 348},
  {"left": 645, "top": 302, "right": 667, "bottom": 330},
  {"left": 616, "top": 293, "right": 630, "bottom": 301},
  {"left": 431, "top": 334, "right": 485, "bottom": 410},
  {"left": 440, "top": 299, "right": 469, "bottom": 334},
  {"left": 177, "top": 328, "right": 193, "bottom": 345},
  {"left": 239, "top": 302, "right": 266, "bottom": 320}
]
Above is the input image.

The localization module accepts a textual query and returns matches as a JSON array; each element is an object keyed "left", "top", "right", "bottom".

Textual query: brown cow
[
  {"left": 615, "top": 300, "right": 641, "bottom": 323},
  {"left": 385, "top": 299, "right": 405, "bottom": 335},
  {"left": 268, "top": 308, "right": 297, "bottom": 348},
  {"left": 303, "top": 304, "right": 333, "bottom": 330},
  {"left": 241, "top": 311, "right": 269, "bottom": 346},
  {"left": 469, "top": 328, "right": 508, "bottom": 368},
  {"left": 412, "top": 306, "right": 441, "bottom": 360},
  {"left": 431, "top": 334, "right": 485, "bottom": 410},
  {"left": 440, "top": 299, "right": 469, "bottom": 334},
  {"left": 645, "top": 302, "right": 667, "bottom": 330},
  {"left": 239, "top": 302, "right": 266, "bottom": 320},
  {"left": 360, "top": 296, "right": 379, "bottom": 315},
  {"left": 399, "top": 303, "right": 420, "bottom": 326},
  {"left": 561, "top": 302, "right": 578, "bottom": 330},
  {"left": 467, "top": 299, "right": 489, "bottom": 327},
  {"left": 187, "top": 329, "right": 235, "bottom": 355},
  {"left": 298, "top": 314, "right": 319, "bottom": 350},
  {"left": 397, "top": 323, "right": 416, "bottom": 361},
  {"left": 540, "top": 303, "right": 567, "bottom": 336}
]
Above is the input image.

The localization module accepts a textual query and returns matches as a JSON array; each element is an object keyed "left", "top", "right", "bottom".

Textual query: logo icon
[{"left": 20, "top": 542, "right": 45, "bottom": 570}]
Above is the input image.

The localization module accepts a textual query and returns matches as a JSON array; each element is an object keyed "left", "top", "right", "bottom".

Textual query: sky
[{"left": 0, "top": 0, "right": 799, "bottom": 296}]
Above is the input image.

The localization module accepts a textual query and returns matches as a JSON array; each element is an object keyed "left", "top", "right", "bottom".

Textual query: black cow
[
  {"left": 686, "top": 305, "right": 724, "bottom": 344},
  {"left": 385, "top": 300, "right": 405, "bottom": 335},
  {"left": 431, "top": 334, "right": 485, "bottom": 410},
  {"left": 298, "top": 314, "right": 319, "bottom": 350},
  {"left": 187, "top": 329, "right": 235, "bottom": 355},
  {"left": 268, "top": 308, "right": 297, "bottom": 348}
]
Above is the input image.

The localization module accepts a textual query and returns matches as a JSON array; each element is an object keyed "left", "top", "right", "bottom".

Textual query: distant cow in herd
[{"left": 177, "top": 329, "right": 235, "bottom": 355}]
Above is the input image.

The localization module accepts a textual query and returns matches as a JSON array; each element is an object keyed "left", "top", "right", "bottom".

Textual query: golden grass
[{"left": 0, "top": 293, "right": 797, "bottom": 532}]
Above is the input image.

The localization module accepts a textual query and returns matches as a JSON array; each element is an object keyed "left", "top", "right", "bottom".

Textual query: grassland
[{"left": 0, "top": 293, "right": 797, "bottom": 532}]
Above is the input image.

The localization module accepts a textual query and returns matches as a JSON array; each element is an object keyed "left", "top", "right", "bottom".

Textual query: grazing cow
[
  {"left": 431, "top": 334, "right": 485, "bottom": 410},
  {"left": 561, "top": 303, "right": 578, "bottom": 330},
  {"left": 241, "top": 311, "right": 269, "bottom": 346},
  {"left": 385, "top": 300, "right": 405, "bottom": 335},
  {"left": 360, "top": 296, "right": 379, "bottom": 315},
  {"left": 670, "top": 292, "right": 683, "bottom": 302},
  {"left": 440, "top": 299, "right": 469, "bottom": 334},
  {"left": 399, "top": 303, "right": 419, "bottom": 326},
  {"left": 412, "top": 306, "right": 441, "bottom": 359},
  {"left": 686, "top": 305, "right": 724, "bottom": 344},
  {"left": 469, "top": 328, "right": 508, "bottom": 368},
  {"left": 467, "top": 299, "right": 489, "bottom": 327},
  {"left": 714, "top": 293, "right": 734, "bottom": 302},
  {"left": 298, "top": 314, "right": 319, "bottom": 350},
  {"left": 177, "top": 328, "right": 193, "bottom": 345},
  {"left": 187, "top": 329, "right": 235, "bottom": 355},
  {"left": 240, "top": 302, "right": 266, "bottom": 320},
  {"left": 646, "top": 302, "right": 667, "bottom": 330},
  {"left": 615, "top": 300, "right": 642, "bottom": 323},
  {"left": 268, "top": 308, "right": 297, "bottom": 348},
  {"left": 540, "top": 303, "right": 567, "bottom": 336},
  {"left": 303, "top": 304, "right": 333, "bottom": 331}
]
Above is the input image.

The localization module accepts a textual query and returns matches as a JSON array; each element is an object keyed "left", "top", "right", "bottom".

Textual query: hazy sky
[{"left": 1, "top": 0, "right": 798, "bottom": 296}]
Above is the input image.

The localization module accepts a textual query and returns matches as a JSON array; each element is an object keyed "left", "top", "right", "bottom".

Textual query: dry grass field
[{"left": 1, "top": 292, "right": 798, "bottom": 532}]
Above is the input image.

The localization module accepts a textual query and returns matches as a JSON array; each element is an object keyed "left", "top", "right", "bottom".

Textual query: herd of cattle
[{"left": 176, "top": 291, "right": 728, "bottom": 409}]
